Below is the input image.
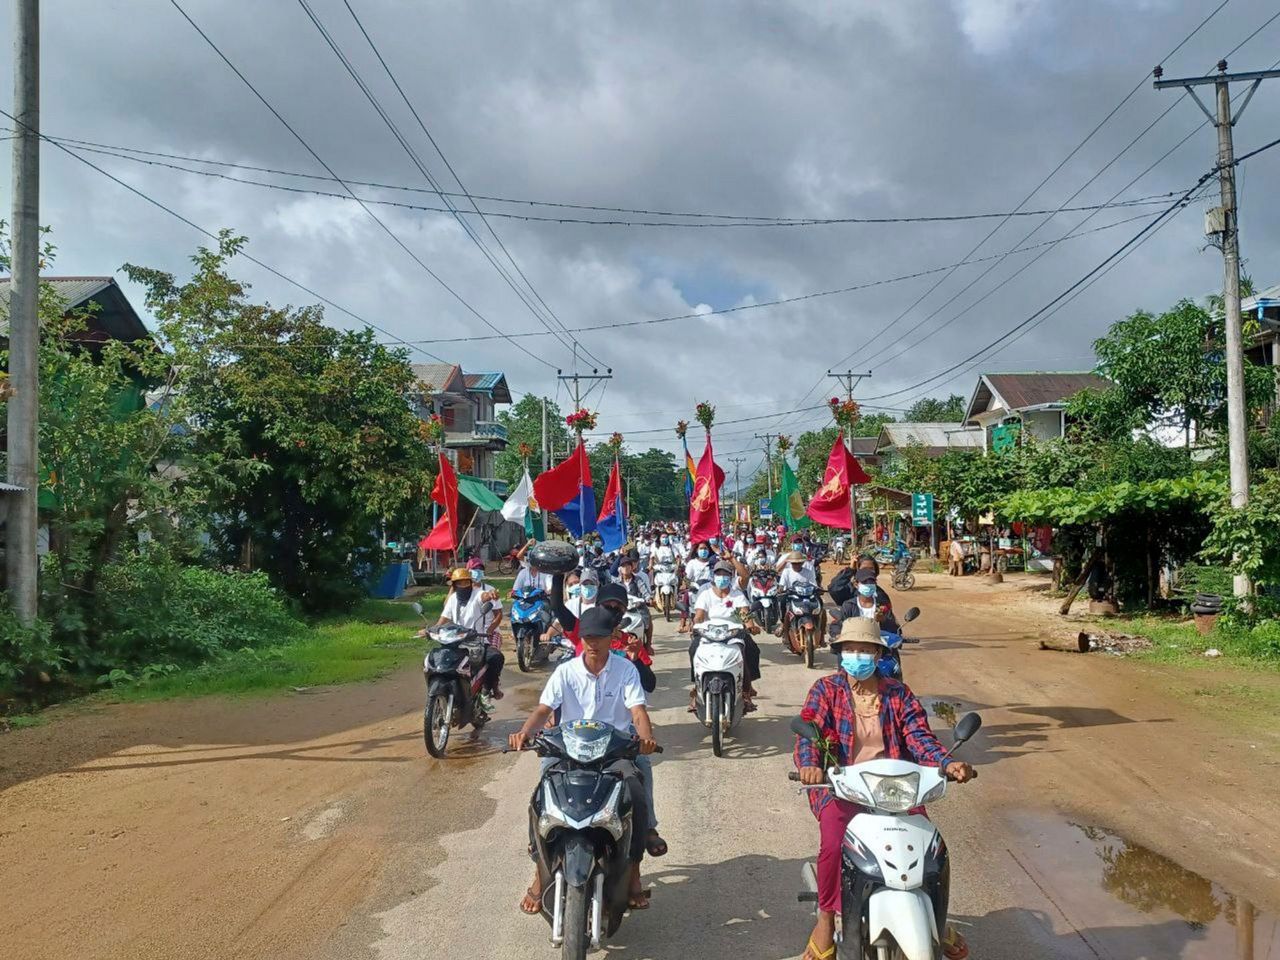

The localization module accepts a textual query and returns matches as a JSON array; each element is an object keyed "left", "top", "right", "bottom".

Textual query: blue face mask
[
  {"left": 568, "top": 584, "right": 581, "bottom": 597},
  {"left": 581, "top": 585, "right": 598, "bottom": 600},
  {"left": 840, "top": 651, "right": 878, "bottom": 680},
  {"left": 713, "top": 574, "right": 731, "bottom": 590},
  {"left": 857, "top": 583, "right": 877, "bottom": 598},
  {"left": 698, "top": 548, "right": 710, "bottom": 559}
]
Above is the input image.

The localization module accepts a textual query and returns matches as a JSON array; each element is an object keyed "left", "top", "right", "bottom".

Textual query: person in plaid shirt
[{"left": 793, "top": 618, "right": 976, "bottom": 960}]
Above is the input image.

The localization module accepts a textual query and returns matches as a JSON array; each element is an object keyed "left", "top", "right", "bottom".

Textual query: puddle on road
[{"left": 1006, "top": 811, "right": 1278, "bottom": 959}]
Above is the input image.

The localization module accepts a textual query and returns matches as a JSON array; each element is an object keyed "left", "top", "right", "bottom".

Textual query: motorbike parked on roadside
[
  {"left": 748, "top": 565, "right": 781, "bottom": 635},
  {"left": 512, "top": 587, "right": 558, "bottom": 672},
  {"left": 783, "top": 581, "right": 826, "bottom": 668},
  {"left": 792, "top": 712, "right": 983, "bottom": 960},
  {"left": 417, "top": 611, "right": 493, "bottom": 758},
  {"left": 691, "top": 617, "right": 750, "bottom": 757},
  {"left": 511, "top": 721, "right": 662, "bottom": 960}
]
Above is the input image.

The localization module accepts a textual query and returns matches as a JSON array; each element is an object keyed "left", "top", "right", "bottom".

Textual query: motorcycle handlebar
[{"left": 787, "top": 771, "right": 800, "bottom": 781}]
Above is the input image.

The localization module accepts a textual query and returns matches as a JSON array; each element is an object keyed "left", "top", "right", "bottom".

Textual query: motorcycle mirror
[
  {"left": 789, "top": 716, "right": 822, "bottom": 741},
  {"left": 411, "top": 602, "right": 424, "bottom": 616},
  {"left": 827, "top": 622, "right": 841, "bottom": 639},
  {"left": 904, "top": 607, "right": 920, "bottom": 622},
  {"left": 952, "top": 712, "right": 983, "bottom": 748}
]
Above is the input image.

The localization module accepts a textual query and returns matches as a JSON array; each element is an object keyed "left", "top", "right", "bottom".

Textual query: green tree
[
  {"left": 124, "top": 232, "right": 434, "bottom": 612},
  {"left": 903, "top": 394, "right": 966, "bottom": 422},
  {"left": 495, "top": 394, "right": 571, "bottom": 486},
  {"left": 586, "top": 442, "right": 684, "bottom": 526}
]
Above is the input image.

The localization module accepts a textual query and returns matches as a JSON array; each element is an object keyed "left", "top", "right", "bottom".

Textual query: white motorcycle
[
  {"left": 691, "top": 617, "right": 748, "bottom": 757},
  {"left": 618, "top": 595, "right": 651, "bottom": 642},
  {"left": 791, "top": 713, "right": 982, "bottom": 960},
  {"left": 652, "top": 562, "right": 679, "bottom": 621}
]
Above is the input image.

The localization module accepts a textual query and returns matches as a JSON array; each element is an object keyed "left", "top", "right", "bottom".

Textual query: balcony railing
[{"left": 444, "top": 420, "right": 508, "bottom": 446}]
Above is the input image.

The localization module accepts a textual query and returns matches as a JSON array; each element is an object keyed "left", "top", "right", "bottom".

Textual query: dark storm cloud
[{"left": 4, "top": 0, "right": 1279, "bottom": 464}]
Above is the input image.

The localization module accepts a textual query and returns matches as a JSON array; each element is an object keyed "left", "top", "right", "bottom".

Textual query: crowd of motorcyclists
[{"left": 427, "top": 521, "right": 973, "bottom": 960}]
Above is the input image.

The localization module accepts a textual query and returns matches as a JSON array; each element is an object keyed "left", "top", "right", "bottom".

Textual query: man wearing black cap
[
  {"left": 688, "top": 558, "right": 763, "bottom": 712},
  {"left": 509, "top": 606, "right": 660, "bottom": 914},
  {"left": 842, "top": 566, "right": 899, "bottom": 635}
]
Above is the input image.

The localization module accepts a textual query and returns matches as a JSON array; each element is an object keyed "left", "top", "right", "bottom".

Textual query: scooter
[
  {"left": 832, "top": 535, "right": 849, "bottom": 564},
  {"left": 748, "top": 566, "right": 781, "bottom": 635},
  {"left": 691, "top": 617, "right": 749, "bottom": 758},
  {"left": 791, "top": 712, "right": 983, "bottom": 960},
  {"left": 512, "top": 587, "right": 557, "bottom": 672},
  {"left": 619, "top": 595, "right": 652, "bottom": 648},
  {"left": 512, "top": 722, "right": 662, "bottom": 960},
  {"left": 652, "top": 562, "right": 679, "bottom": 622},
  {"left": 877, "top": 606, "right": 921, "bottom": 680},
  {"left": 891, "top": 556, "right": 917, "bottom": 591},
  {"left": 418, "top": 614, "right": 492, "bottom": 759},
  {"left": 784, "top": 581, "right": 826, "bottom": 669}
]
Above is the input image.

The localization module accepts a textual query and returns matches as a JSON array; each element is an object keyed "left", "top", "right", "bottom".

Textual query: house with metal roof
[
  {"left": 962, "top": 371, "right": 1112, "bottom": 452},
  {"left": 875, "top": 422, "right": 983, "bottom": 460},
  {"left": 410, "top": 363, "right": 512, "bottom": 495},
  {"left": 1242, "top": 283, "right": 1280, "bottom": 416},
  {"left": 0, "top": 276, "right": 150, "bottom": 346}
]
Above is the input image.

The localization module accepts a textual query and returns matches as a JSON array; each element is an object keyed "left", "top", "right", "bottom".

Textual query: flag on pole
[
  {"left": 533, "top": 440, "right": 596, "bottom": 538},
  {"left": 597, "top": 458, "right": 628, "bottom": 552},
  {"left": 806, "top": 430, "right": 871, "bottom": 529},
  {"left": 682, "top": 434, "right": 696, "bottom": 502},
  {"left": 770, "top": 459, "right": 811, "bottom": 531},
  {"left": 420, "top": 451, "right": 460, "bottom": 551},
  {"left": 688, "top": 436, "right": 726, "bottom": 543},
  {"left": 501, "top": 467, "right": 545, "bottom": 539}
]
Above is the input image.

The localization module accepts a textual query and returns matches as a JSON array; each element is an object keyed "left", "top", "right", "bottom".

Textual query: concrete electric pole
[
  {"left": 1155, "top": 60, "right": 1280, "bottom": 599},
  {"left": 8, "top": 0, "right": 40, "bottom": 624},
  {"left": 752, "top": 433, "right": 778, "bottom": 503},
  {"left": 728, "top": 456, "right": 746, "bottom": 519}
]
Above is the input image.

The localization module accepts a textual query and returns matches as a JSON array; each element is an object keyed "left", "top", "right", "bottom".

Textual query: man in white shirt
[
  {"left": 688, "top": 559, "right": 762, "bottom": 711},
  {"left": 745, "top": 534, "right": 776, "bottom": 569},
  {"left": 778, "top": 550, "right": 818, "bottom": 592},
  {"left": 509, "top": 607, "right": 659, "bottom": 914},
  {"left": 438, "top": 567, "right": 505, "bottom": 697}
]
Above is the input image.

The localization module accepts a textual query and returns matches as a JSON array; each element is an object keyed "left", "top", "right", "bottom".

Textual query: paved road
[{"left": 4, "top": 574, "right": 1278, "bottom": 960}]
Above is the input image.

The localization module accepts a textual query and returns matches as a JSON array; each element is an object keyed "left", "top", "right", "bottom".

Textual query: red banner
[
  {"left": 688, "top": 435, "right": 725, "bottom": 543},
  {"left": 533, "top": 440, "right": 591, "bottom": 511},
  {"left": 805, "top": 431, "right": 871, "bottom": 530},
  {"left": 420, "top": 451, "right": 460, "bottom": 551}
]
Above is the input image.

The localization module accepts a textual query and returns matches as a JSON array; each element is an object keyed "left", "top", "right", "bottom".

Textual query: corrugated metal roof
[
  {"left": 984, "top": 372, "right": 1111, "bottom": 411},
  {"left": 0, "top": 481, "right": 26, "bottom": 493},
  {"left": 877, "top": 422, "right": 982, "bottom": 450},
  {"left": 410, "top": 362, "right": 464, "bottom": 394},
  {"left": 849, "top": 436, "right": 880, "bottom": 455},
  {"left": 1242, "top": 281, "right": 1280, "bottom": 311},
  {"left": 0, "top": 277, "right": 113, "bottom": 312},
  {"left": 463, "top": 371, "right": 512, "bottom": 403},
  {"left": 0, "top": 276, "right": 149, "bottom": 342}
]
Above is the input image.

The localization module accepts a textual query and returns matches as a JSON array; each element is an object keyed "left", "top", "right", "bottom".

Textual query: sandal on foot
[
  {"left": 744, "top": 701, "right": 759, "bottom": 713},
  {"left": 627, "top": 889, "right": 652, "bottom": 910},
  {"left": 519, "top": 887, "right": 542, "bottom": 915},
  {"left": 942, "top": 927, "right": 969, "bottom": 959},
  {"left": 801, "top": 937, "right": 836, "bottom": 960},
  {"left": 645, "top": 832, "right": 668, "bottom": 857}
]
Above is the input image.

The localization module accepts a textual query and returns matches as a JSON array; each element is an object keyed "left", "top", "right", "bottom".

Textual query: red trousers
[{"left": 817, "top": 798, "right": 862, "bottom": 913}]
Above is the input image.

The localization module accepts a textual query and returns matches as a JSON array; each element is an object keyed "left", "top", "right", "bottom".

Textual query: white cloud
[{"left": 951, "top": 0, "right": 1048, "bottom": 54}]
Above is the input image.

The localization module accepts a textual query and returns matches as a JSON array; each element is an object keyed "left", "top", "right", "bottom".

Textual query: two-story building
[
  {"left": 410, "top": 363, "right": 511, "bottom": 496},
  {"left": 962, "top": 371, "right": 1112, "bottom": 452}
]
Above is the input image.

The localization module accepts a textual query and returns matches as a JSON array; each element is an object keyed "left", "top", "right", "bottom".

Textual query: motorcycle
[
  {"left": 832, "top": 535, "right": 849, "bottom": 564},
  {"left": 791, "top": 712, "right": 983, "bottom": 960},
  {"left": 748, "top": 566, "right": 781, "bottom": 635},
  {"left": 512, "top": 587, "right": 558, "bottom": 672},
  {"left": 784, "top": 581, "right": 826, "bottom": 669},
  {"left": 418, "top": 615, "right": 493, "bottom": 759},
  {"left": 691, "top": 617, "right": 749, "bottom": 758},
  {"left": 619, "top": 595, "right": 652, "bottom": 646},
  {"left": 652, "top": 562, "right": 679, "bottom": 622},
  {"left": 512, "top": 722, "right": 662, "bottom": 959},
  {"left": 891, "top": 556, "right": 917, "bottom": 592},
  {"left": 876, "top": 606, "right": 921, "bottom": 680}
]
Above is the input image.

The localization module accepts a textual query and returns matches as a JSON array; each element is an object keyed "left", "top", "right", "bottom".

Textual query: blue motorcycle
[
  {"left": 511, "top": 587, "right": 556, "bottom": 672},
  {"left": 877, "top": 606, "right": 920, "bottom": 679}
]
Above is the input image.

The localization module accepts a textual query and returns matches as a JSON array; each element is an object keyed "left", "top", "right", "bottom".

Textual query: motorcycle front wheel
[
  {"left": 562, "top": 882, "right": 589, "bottom": 960},
  {"left": 516, "top": 629, "right": 533, "bottom": 672},
  {"left": 423, "top": 693, "right": 452, "bottom": 758},
  {"left": 708, "top": 690, "right": 724, "bottom": 758},
  {"left": 803, "top": 626, "right": 815, "bottom": 669},
  {"left": 662, "top": 593, "right": 673, "bottom": 622}
]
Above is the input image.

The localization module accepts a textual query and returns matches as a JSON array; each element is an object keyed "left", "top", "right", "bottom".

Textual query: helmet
[{"left": 448, "top": 568, "right": 474, "bottom": 583}]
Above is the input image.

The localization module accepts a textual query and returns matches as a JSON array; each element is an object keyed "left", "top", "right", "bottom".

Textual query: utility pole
[
  {"left": 728, "top": 457, "right": 746, "bottom": 520},
  {"left": 556, "top": 368, "right": 611, "bottom": 537},
  {"left": 540, "top": 396, "right": 548, "bottom": 473},
  {"left": 8, "top": 0, "right": 40, "bottom": 624},
  {"left": 1155, "top": 61, "right": 1280, "bottom": 599},
  {"left": 753, "top": 433, "right": 778, "bottom": 503},
  {"left": 829, "top": 370, "right": 873, "bottom": 548}
]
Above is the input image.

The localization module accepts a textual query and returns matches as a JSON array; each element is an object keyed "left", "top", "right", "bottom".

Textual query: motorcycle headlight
[{"left": 861, "top": 772, "right": 920, "bottom": 813}]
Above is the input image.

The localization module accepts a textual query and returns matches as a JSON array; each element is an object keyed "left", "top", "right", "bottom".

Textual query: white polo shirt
[
  {"left": 539, "top": 654, "right": 646, "bottom": 730},
  {"left": 779, "top": 565, "right": 817, "bottom": 591},
  {"left": 694, "top": 585, "right": 750, "bottom": 618},
  {"left": 441, "top": 589, "right": 500, "bottom": 633}
]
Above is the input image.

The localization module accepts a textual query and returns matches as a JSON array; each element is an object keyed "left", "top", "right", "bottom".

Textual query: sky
[{"left": 3, "top": 0, "right": 1280, "bottom": 480}]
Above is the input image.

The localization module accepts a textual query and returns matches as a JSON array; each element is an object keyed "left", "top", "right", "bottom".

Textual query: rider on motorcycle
[
  {"left": 677, "top": 540, "right": 715, "bottom": 634},
  {"left": 437, "top": 567, "right": 505, "bottom": 699},
  {"left": 613, "top": 555, "right": 654, "bottom": 647},
  {"left": 745, "top": 533, "right": 775, "bottom": 569},
  {"left": 510, "top": 607, "right": 662, "bottom": 916},
  {"left": 793, "top": 618, "right": 975, "bottom": 960},
  {"left": 687, "top": 558, "right": 762, "bottom": 712}
]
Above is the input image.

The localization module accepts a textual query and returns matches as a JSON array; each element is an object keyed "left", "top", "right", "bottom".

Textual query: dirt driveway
[{"left": 2, "top": 572, "right": 1277, "bottom": 959}]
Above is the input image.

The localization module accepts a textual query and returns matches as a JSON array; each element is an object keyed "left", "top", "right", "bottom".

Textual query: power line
[{"left": 167, "top": 0, "right": 558, "bottom": 371}]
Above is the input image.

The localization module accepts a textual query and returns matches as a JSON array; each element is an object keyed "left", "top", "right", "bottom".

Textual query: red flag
[
  {"left": 805, "top": 430, "right": 871, "bottom": 530},
  {"left": 534, "top": 440, "right": 591, "bottom": 512},
  {"left": 420, "top": 451, "right": 460, "bottom": 550},
  {"left": 688, "top": 436, "right": 725, "bottom": 543}
]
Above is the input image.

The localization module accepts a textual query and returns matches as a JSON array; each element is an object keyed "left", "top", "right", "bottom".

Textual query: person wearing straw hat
[
  {"left": 792, "top": 618, "right": 976, "bottom": 960},
  {"left": 438, "top": 567, "right": 505, "bottom": 699}
]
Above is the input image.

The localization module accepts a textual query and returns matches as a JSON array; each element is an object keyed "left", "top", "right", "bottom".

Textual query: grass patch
[
  {"left": 1119, "top": 613, "right": 1280, "bottom": 667},
  {"left": 100, "top": 594, "right": 443, "bottom": 703}
]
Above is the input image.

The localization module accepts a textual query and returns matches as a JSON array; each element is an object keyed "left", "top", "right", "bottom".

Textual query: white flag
[{"left": 501, "top": 468, "right": 536, "bottom": 524}]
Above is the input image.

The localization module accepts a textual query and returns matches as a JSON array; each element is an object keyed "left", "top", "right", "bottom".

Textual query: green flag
[{"left": 770, "top": 460, "right": 811, "bottom": 530}]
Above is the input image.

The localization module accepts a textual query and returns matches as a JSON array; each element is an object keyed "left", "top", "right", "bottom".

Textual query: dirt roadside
[{"left": 2, "top": 573, "right": 1278, "bottom": 960}]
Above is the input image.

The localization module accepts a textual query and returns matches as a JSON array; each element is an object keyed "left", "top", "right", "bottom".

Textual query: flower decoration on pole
[
  {"left": 694, "top": 401, "right": 716, "bottom": 435},
  {"left": 518, "top": 441, "right": 533, "bottom": 461},
  {"left": 828, "top": 396, "right": 862, "bottom": 430},
  {"left": 777, "top": 434, "right": 792, "bottom": 455},
  {"left": 419, "top": 413, "right": 445, "bottom": 445},
  {"left": 608, "top": 431, "right": 625, "bottom": 453},
  {"left": 675, "top": 419, "right": 689, "bottom": 439},
  {"left": 565, "top": 408, "right": 599, "bottom": 433}
]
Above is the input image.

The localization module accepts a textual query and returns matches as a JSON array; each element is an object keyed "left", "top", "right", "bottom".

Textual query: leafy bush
[
  {"left": 1175, "top": 564, "right": 1234, "bottom": 599},
  {"left": 0, "top": 603, "right": 59, "bottom": 687},
  {"left": 90, "top": 557, "right": 303, "bottom": 675}
]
